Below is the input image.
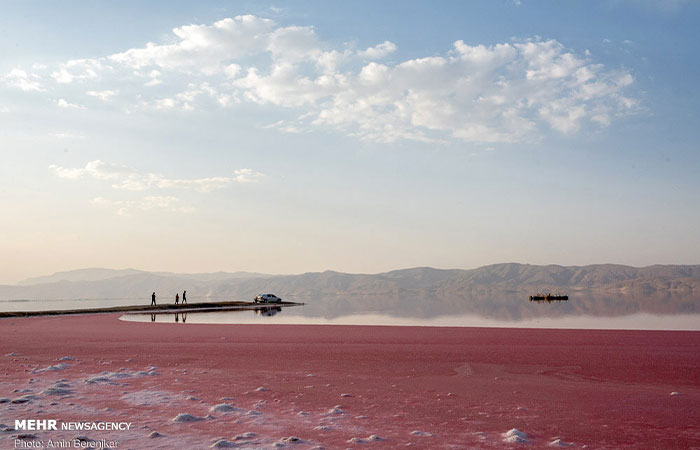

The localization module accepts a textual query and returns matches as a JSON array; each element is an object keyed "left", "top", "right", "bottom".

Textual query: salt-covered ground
[{"left": 1, "top": 314, "right": 699, "bottom": 449}]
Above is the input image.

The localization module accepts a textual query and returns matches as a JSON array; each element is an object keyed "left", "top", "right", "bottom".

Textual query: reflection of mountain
[{"left": 1, "top": 264, "right": 699, "bottom": 319}]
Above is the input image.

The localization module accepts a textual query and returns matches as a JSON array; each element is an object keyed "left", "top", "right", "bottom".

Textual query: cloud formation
[
  {"left": 6, "top": 15, "right": 638, "bottom": 144},
  {"left": 50, "top": 160, "right": 263, "bottom": 192},
  {"left": 91, "top": 196, "right": 194, "bottom": 216}
]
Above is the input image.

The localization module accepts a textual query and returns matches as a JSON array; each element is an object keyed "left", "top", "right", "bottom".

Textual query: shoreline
[
  {"left": 2, "top": 314, "right": 699, "bottom": 449},
  {"left": 0, "top": 301, "right": 302, "bottom": 318}
]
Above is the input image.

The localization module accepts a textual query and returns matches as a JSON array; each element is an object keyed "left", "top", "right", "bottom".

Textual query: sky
[{"left": 1, "top": 0, "right": 699, "bottom": 284}]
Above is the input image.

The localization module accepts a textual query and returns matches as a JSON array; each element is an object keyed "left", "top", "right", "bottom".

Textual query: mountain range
[{"left": 2, "top": 264, "right": 699, "bottom": 319}]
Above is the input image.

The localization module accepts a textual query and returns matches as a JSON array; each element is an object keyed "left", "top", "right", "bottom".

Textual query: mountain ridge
[{"left": 2, "top": 263, "right": 699, "bottom": 319}]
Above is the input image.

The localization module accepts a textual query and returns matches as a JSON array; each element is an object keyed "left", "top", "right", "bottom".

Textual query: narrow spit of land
[{"left": 0, "top": 301, "right": 303, "bottom": 318}]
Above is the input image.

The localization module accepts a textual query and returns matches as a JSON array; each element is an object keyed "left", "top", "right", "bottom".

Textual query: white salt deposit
[
  {"left": 84, "top": 368, "right": 158, "bottom": 384},
  {"left": 172, "top": 413, "right": 205, "bottom": 423},
  {"left": 410, "top": 430, "right": 434, "bottom": 437},
  {"left": 277, "top": 436, "right": 303, "bottom": 444},
  {"left": 549, "top": 438, "right": 575, "bottom": 447},
  {"left": 255, "top": 386, "right": 267, "bottom": 392},
  {"left": 340, "top": 393, "right": 353, "bottom": 398},
  {"left": 348, "top": 434, "right": 384, "bottom": 443},
  {"left": 122, "top": 389, "right": 181, "bottom": 406},
  {"left": 314, "top": 425, "right": 333, "bottom": 431},
  {"left": 246, "top": 410, "right": 262, "bottom": 416},
  {"left": 11, "top": 394, "right": 38, "bottom": 404},
  {"left": 14, "top": 433, "right": 39, "bottom": 440},
  {"left": 40, "top": 387, "right": 74, "bottom": 396},
  {"left": 211, "top": 439, "right": 236, "bottom": 448},
  {"left": 56, "top": 356, "right": 74, "bottom": 361},
  {"left": 327, "top": 405, "right": 344, "bottom": 414},
  {"left": 233, "top": 432, "right": 257, "bottom": 440},
  {"left": 670, "top": 391, "right": 680, "bottom": 396},
  {"left": 5, "top": 352, "right": 19, "bottom": 356},
  {"left": 209, "top": 403, "right": 243, "bottom": 413},
  {"left": 502, "top": 428, "right": 529, "bottom": 444},
  {"left": 148, "top": 431, "right": 164, "bottom": 438},
  {"left": 32, "top": 363, "right": 69, "bottom": 374}
]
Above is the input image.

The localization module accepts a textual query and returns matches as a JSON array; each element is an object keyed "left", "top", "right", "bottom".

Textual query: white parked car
[{"left": 254, "top": 293, "right": 282, "bottom": 304}]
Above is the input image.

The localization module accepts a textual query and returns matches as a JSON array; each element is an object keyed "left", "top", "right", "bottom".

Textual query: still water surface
[
  {"left": 3, "top": 296, "right": 699, "bottom": 330},
  {"left": 118, "top": 303, "right": 700, "bottom": 330}
]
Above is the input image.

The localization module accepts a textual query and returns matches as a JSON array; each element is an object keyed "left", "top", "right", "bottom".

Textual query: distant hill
[
  {"left": 17, "top": 268, "right": 145, "bottom": 285},
  {"left": 2, "top": 264, "right": 699, "bottom": 319},
  {"left": 16, "top": 268, "right": 272, "bottom": 286}
]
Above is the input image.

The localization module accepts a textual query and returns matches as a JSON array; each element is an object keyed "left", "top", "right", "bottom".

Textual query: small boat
[{"left": 529, "top": 293, "right": 568, "bottom": 302}]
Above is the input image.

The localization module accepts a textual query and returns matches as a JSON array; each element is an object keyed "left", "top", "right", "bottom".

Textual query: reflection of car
[
  {"left": 254, "top": 293, "right": 282, "bottom": 304},
  {"left": 256, "top": 306, "right": 282, "bottom": 316}
]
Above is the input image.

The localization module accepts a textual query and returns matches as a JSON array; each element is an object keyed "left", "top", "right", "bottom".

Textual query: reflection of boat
[
  {"left": 529, "top": 293, "right": 568, "bottom": 302},
  {"left": 255, "top": 306, "right": 282, "bottom": 316}
]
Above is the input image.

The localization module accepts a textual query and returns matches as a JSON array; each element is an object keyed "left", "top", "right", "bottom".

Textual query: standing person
[
  {"left": 182, "top": 290, "right": 187, "bottom": 304},
  {"left": 175, "top": 293, "right": 179, "bottom": 305},
  {"left": 151, "top": 292, "right": 156, "bottom": 306}
]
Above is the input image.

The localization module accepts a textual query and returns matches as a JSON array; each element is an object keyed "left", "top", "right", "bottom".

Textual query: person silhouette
[
  {"left": 151, "top": 292, "right": 156, "bottom": 306},
  {"left": 175, "top": 293, "right": 179, "bottom": 305},
  {"left": 182, "top": 290, "right": 187, "bottom": 304}
]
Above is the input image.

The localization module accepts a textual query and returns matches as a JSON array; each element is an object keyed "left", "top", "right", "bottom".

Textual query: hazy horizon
[
  {"left": 9, "top": 260, "right": 700, "bottom": 286},
  {"left": 2, "top": 1, "right": 700, "bottom": 284}
]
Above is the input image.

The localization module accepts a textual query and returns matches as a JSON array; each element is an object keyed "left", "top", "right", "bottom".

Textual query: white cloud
[
  {"left": 50, "top": 132, "right": 86, "bottom": 140},
  {"left": 109, "top": 15, "right": 275, "bottom": 73},
  {"left": 51, "top": 59, "right": 104, "bottom": 84},
  {"left": 91, "top": 196, "right": 194, "bottom": 216},
  {"left": 50, "top": 160, "right": 263, "bottom": 192},
  {"left": 56, "top": 98, "right": 85, "bottom": 109},
  {"left": 4, "top": 68, "right": 44, "bottom": 92},
  {"left": 86, "top": 90, "right": 117, "bottom": 101},
  {"left": 233, "top": 168, "right": 265, "bottom": 183},
  {"left": 11, "top": 15, "right": 637, "bottom": 144},
  {"left": 358, "top": 41, "right": 397, "bottom": 59}
]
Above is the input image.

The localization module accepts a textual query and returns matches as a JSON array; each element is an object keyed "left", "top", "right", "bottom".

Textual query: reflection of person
[
  {"left": 150, "top": 313, "right": 156, "bottom": 322},
  {"left": 175, "top": 313, "right": 179, "bottom": 322},
  {"left": 175, "top": 293, "right": 179, "bottom": 305},
  {"left": 182, "top": 290, "right": 187, "bottom": 304},
  {"left": 151, "top": 292, "right": 156, "bottom": 306}
]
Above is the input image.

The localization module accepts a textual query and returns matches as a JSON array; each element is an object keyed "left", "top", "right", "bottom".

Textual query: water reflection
[
  {"left": 256, "top": 306, "right": 281, "bottom": 316},
  {"left": 119, "top": 301, "right": 700, "bottom": 331},
  {"left": 132, "top": 306, "right": 284, "bottom": 324},
  {"left": 173, "top": 312, "right": 188, "bottom": 322}
]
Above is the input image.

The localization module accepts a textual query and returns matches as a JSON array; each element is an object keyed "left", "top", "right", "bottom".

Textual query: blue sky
[{"left": 1, "top": 1, "right": 699, "bottom": 283}]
